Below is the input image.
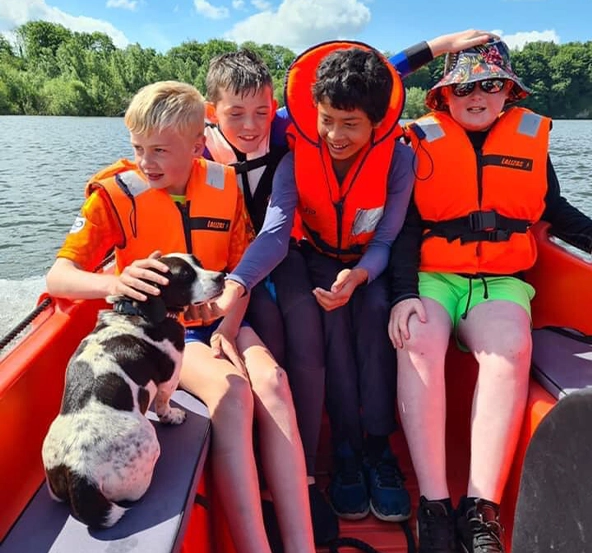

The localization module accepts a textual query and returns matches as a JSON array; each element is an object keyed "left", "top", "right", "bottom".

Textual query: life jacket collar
[{"left": 284, "top": 40, "right": 405, "bottom": 146}]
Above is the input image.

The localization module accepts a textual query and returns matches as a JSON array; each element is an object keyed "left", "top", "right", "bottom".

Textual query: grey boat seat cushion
[
  {"left": 532, "top": 327, "right": 592, "bottom": 399},
  {"left": 1, "top": 390, "right": 210, "bottom": 553}
]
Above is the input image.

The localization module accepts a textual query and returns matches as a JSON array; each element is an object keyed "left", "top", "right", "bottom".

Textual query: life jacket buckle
[
  {"left": 486, "top": 229, "right": 511, "bottom": 242},
  {"left": 469, "top": 210, "right": 498, "bottom": 231}
]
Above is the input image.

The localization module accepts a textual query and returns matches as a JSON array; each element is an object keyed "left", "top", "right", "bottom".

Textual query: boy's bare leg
[
  {"left": 239, "top": 327, "right": 316, "bottom": 553},
  {"left": 459, "top": 301, "right": 532, "bottom": 502},
  {"left": 396, "top": 298, "right": 452, "bottom": 500},
  {"left": 180, "top": 342, "right": 272, "bottom": 553}
]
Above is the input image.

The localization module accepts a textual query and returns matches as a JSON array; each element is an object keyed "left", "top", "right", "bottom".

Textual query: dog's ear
[{"left": 137, "top": 295, "right": 168, "bottom": 324}]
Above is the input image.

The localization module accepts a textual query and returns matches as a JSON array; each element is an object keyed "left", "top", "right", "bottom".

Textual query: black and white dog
[{"left": 42, "top": 253, "right": 224, "bottom": 528}]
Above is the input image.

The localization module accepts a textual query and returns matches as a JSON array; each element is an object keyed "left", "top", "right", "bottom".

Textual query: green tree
[
  {"left": 42, "top": 77, "right": 91, "bottom": 115},
  {"left": 0, "top": 35, "right": 14, "bottom": 58},
  {"left": 3, "top": 20, "right": 592, "bottom": 119},
  {"left": 402, "top": 87, "right": 428, "bottom": 119},
  {"left": 15, "top": 21, "right": 72, "bottom": 60}
]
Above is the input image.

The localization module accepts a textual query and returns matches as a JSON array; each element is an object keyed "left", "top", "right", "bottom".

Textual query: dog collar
[{"left": 113, "top": 299, "right": 181, "bottom": 321}]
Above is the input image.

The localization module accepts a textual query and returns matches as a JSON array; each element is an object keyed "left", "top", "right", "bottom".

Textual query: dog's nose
[{"left": 215, "top": 273, "right": 225, "bottom": 284}]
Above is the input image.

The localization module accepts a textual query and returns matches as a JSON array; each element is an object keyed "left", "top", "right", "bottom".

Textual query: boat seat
[
  {"left": 531, "top": 327, "right": 592, "bottom": 399},
  {"left": 0, "top": 390, "right": 210, "bottom": 553}
]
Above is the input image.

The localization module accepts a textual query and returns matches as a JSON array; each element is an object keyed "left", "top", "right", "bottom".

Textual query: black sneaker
[
  {"left": 308, "top": 483, "right": 339, "bottom": 544},
  {"left": 416, "top": 496, "right": 458, "bottom": 553},
  {"left": 457, "top": 497, "right": 505, "bottom": 553}
]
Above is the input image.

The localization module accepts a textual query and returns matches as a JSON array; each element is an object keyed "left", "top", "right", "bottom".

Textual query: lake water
[{"left": 1, "top": 116, "right": 592, "bottom": 341}]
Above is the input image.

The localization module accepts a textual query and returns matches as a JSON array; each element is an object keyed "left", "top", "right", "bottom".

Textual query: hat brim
[{"left": 426, "top": 68, "right": 531, "bottom": 111}]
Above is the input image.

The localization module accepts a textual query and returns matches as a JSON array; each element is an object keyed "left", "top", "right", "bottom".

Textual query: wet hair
[
  {"left": 312, "top": 47, "right": 393, "bottom": 125},
  {"left": 124, "top": 80, "right": 205, "bottom": 136},
  {"left": 206, "top": 49, "right": 274, "bottom": 103}
]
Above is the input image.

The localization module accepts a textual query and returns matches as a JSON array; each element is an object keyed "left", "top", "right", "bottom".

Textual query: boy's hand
[
  {"left": 388, "top": 298, "right": 427, "bottom": 349},
  {"left": 210, "top": 279, "right": 246, "bottom": 316},
  {"left": 313, "top": 268, "right": 367, "bottom": 311},
  {"left": 428, "top": 29, "right": 500, "bottom": 58},
  {"left": 184, "top": 303, "right": 224, "bottom": 325},
  {"left": 210, "top": 323, "right": 246, "bottom": 375},
  {"left": 113, "top": 250, "right": 169, "bottom": 301}
]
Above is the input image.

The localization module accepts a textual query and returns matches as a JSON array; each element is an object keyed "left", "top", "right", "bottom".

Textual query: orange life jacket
[
  {"left": 86, "top": 157, "right": 239, "bottom": 273},
  {"left": 406, "top": 107, "right": 550, "bottom": 274},
  {"left": 284, "top": 41, "right": 405, "bottom": 261}
]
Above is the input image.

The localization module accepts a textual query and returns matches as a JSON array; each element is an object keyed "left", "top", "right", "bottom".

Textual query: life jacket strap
[
  {"left": 229, "top": 152, "right": 274, "bottom": 174},
  {"left": 424, "top": 210, "right": 531, "bottom": 244},
  {"left": 303, "top": 222, "right": 365, "bottom": 258}
]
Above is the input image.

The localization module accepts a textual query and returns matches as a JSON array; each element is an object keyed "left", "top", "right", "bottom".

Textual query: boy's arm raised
[
  {"left": 427, "top": 29, "right": 499, "bottom": 58},
  {"left": 389, "top": 29, "right": 498, "bottom": 78}
]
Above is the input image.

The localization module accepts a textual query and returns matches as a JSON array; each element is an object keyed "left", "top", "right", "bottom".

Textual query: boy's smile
[
  {"left": 209, "top": 87, "right": 277, "bottom": 155},
  {"left": 317, "top": 99, "right": 375, "bottom": 169},
  {"left": 443, "top": 82, "right": 510, "bottom": 132}
]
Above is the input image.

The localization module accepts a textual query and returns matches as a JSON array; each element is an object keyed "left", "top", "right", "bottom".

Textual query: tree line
[{"left": 1, "top": 21, "right": 591, "bottom": 119}]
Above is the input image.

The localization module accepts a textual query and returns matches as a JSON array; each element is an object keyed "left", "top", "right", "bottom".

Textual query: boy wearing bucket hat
[{"left": 388, "top": 40, "right": 592, "bottom": 553}]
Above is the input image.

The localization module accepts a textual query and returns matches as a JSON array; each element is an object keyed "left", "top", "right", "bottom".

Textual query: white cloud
[
  {"left": 193, "top": 0, "right": 230, "bottom": 19},
  {"left": 251, "top": 0, "right": 272, "bottom": 10},
  {"left": 232, "top": 0, "right": 246, "bottom": 8},
  {"left": 106, "top": 0, "right": 138, "bottom": 11},
  {"left": 225, "top": 0, "right": 371, "bottom": 51},
  {"left": 0, "top": 0, "right": 129, "bottom": 48},
  {"left": 494, "top": 29, "right": 560, "bottom": 50}
]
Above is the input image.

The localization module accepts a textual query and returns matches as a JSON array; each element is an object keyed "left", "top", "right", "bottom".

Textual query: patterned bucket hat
[{"left": 426, "top": 39, "right": 531, "bottom": 110}]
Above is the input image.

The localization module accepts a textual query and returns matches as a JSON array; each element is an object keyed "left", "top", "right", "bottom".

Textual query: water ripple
[{"left": 0, "top": 116, "right": 591, "bottom": 335}]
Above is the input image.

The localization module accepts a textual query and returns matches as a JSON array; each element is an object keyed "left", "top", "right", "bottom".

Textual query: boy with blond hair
[{"left": 46, "top": 80, "right": 315, "bottom": 553}]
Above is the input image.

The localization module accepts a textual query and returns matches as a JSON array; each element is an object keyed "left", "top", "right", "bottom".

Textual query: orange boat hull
[{"left": 0, "top": 221, "right": 589, "bottom": 551}]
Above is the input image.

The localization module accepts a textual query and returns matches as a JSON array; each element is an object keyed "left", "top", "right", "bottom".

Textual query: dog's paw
[{"left": 159, "top": 407, "right": 186, "bottom": 425}]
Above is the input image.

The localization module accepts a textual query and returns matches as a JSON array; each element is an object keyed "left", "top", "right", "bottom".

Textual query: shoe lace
[
  {"left": 418, "top": 503, "right": 455, "bottom": 550},
  {"left": 339, "top": 455, "right": 363, "bottom": 486},
  {"left": 468, "top": 513, "right": 504, "bottom": 553},
  {"left": 374, "top": 457, "right": 405, "bottom": 488}
]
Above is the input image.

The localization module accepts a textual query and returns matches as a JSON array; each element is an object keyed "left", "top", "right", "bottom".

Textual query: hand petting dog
[{"left": 110, "top": 250, "right": 170, "bottom": 301}]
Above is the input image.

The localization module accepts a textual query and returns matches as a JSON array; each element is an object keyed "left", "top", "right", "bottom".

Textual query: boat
[{"left": 1, "top": 221, "right": 591, "bottom": 553}]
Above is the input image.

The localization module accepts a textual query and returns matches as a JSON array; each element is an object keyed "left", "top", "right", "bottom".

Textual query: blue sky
[{"left": 0, "top": 0, "right": 590, "bottom": 54}]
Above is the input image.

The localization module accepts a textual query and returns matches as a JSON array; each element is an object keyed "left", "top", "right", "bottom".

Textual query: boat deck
[
  {"left": 312, "top": 346, "right": 483, "bottom": 552},
  {"left": 315, "top": 431, "right": 421, "bottom": 552}
]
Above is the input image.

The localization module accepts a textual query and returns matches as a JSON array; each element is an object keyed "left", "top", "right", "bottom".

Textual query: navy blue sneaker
[
  {"left": 328, "top": 442, "right": 369, "bottom": 520},
  {"left": 364, "top": 448, "right": 411, "bottom": 522}
]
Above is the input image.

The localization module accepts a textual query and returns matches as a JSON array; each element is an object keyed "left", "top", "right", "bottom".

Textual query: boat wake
[{"left": 0, "top": 276, "right": 47, "bottom": 349}]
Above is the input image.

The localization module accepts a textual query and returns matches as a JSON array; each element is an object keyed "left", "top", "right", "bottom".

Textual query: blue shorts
[{"left": 185, "top": 319, "right": 251, "bottom": 345}]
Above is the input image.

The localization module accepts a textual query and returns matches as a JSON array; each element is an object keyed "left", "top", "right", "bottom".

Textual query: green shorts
[{"left": 418, "top": 272, "right": 536, "bottom": 330}]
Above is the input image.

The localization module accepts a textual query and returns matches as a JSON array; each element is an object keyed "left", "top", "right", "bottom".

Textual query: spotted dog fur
[{"left": 41, "top": 253, "right": 224, "bottom": 528}]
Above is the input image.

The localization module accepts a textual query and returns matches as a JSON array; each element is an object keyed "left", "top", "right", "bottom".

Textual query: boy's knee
[
  {"left": 253, "top": 365, "right": 292, "bottom": 404},
  {"left": 497, "top": 329, "right": 533, "bottom": 369},
  {"left": 216, "top": 375, "right": 254, "bottom": 416},
  {"left": 400, "top": 321, "right": 449, "bottom": 361}
]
